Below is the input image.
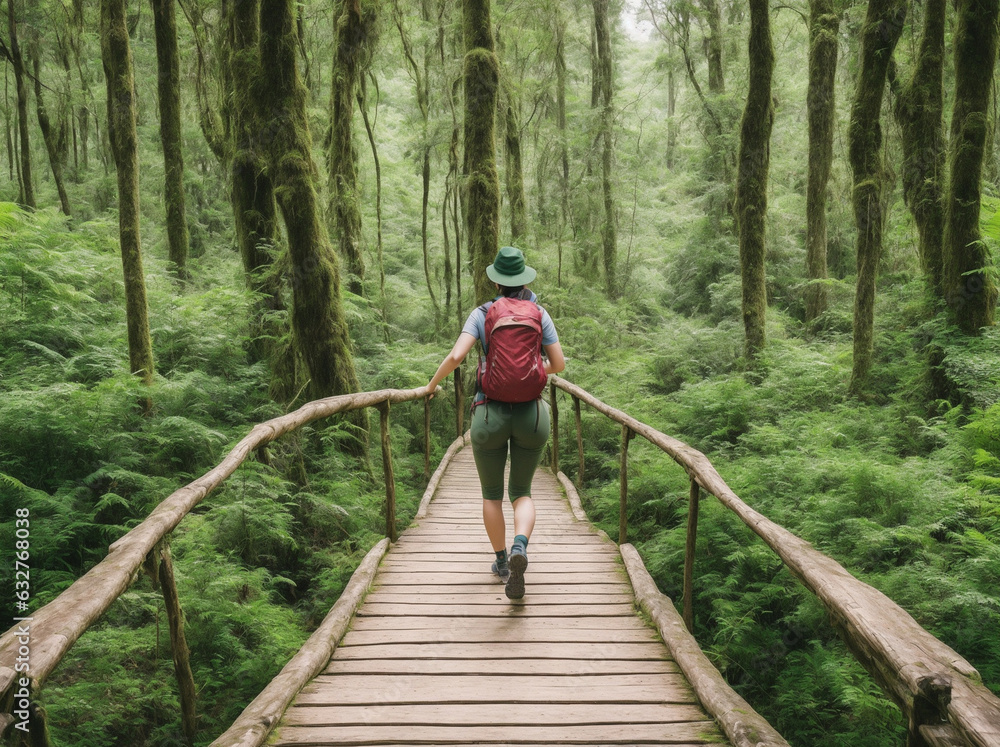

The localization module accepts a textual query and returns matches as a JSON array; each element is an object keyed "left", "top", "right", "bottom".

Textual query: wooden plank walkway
[{"left": 272, "top": 446, "right": 727, "bottom": 746}]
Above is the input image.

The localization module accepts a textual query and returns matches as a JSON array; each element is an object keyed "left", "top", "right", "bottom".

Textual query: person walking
[{"left": 426, "top": 247, "right": 565, "bottom": 599}]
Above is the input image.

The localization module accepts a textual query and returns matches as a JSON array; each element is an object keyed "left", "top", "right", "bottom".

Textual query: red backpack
[{"left": 476, "top": 296, "right": 548, "bottom": 404}]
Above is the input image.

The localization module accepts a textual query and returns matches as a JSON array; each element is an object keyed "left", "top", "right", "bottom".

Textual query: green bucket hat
[{"left": 486, "top": 246, "right": 537, "bottom": 286}]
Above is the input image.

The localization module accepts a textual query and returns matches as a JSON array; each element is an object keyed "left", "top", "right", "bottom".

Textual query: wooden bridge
[{"left": 2, "top": 377, "right": 1000, "bottom": 747}]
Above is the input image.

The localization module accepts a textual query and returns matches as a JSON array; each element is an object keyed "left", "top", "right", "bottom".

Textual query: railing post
[
  {"left": 550, "top": 382, "right": 559, "bottom": 475},
  {"left": 378, "top": 401, "right": 398, "bottom": 542},
  {"left": 683, "top": 476, "right": 700, "bottom": 633},
  {"left": 454, "top": 364, "right": 464, "bottom": 437},
  {"left": 573, "top": 394, "right": 584, "bottom": 488},
  {"left": 424, "top": 397, "right": 431, "bottom": 482},
  {"left": 157, "top": 541, "right": 198, "bottom": 746},
  {"left": 619, "top": 425, "right": 633, "bottom": 544}
]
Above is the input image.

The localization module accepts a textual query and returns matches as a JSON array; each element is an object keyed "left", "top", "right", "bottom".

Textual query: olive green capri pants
[{"left": 470, "top": 399, "right": 551, "bottom": 502}]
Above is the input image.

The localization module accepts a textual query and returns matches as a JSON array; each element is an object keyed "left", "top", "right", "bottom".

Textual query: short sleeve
[
  {"left": 462, "top": 307, "right": 486, "bottom": 343},
  {"left": 540, "top": 308, "right": 558, "bottom": 346}
]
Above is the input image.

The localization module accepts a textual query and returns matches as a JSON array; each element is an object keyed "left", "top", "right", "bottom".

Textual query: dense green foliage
[{"left": 1, "top": 0, "right": 999, "bottom": 746}]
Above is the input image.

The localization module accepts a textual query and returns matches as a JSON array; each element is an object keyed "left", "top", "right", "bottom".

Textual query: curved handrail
[
  {"left": 0, "top": 386, "right": 431, "bottom": 712},
  {"left": 549, "top": 375, "right": 1000, "bottom": 747}
]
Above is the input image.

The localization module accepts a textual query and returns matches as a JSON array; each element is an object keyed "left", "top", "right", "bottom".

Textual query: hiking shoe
[
  {"left": 491, "top": 559, "right": 511, "bottom": 583},
  {"left": 505, "top": 546, "right": 528, "bottom": 600}
]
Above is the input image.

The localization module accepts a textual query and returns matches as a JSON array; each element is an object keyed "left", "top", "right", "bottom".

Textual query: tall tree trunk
[
  {"left": 449, "top": 76, "right": 463, "bottom": 326},
  {"left": 847, "top": 0, "right": 906, "bottom": 394},
  {"left": 257, "top": 0, "right": 362, "bottom": 402},
  {"left": 4, "top": 70, "right": 14, "bottom": 183},
  {"left": 666, "top": 66, "right": 677, "bottom": 170},
  {"left": 942, "top": 0, "right": 1000, "bottom": 332},
  {"left": 357, "top": 74, "right": 387, "bottom": 339},
  {"left": 395, "top": 0, "right": 440, "bottom": 320},
  {"left": 891, "top": 0, "right": 945, "bottom": 293},
  {"left": 463, "top": 0, "right": 500, "bottom": 304},
  {"left": 101, "top": 0, "right": 155, "bottom": 385},
  {"left": 804, "top": 0, "right": 839, "bottom": 322},
  {"left": 735, "top": 0, "right": 774, "bottom": 363},
  {"left": 225, "top": 0, "right": 287, "bottom": 378},
  {"left": 32, "top": 51, "right": 72, "bottom": 216},
  {"left": 8, "top": 0, "right": 34, "bottom": 208},
  {"left": 329, "top": 0, "right": 373, "bottom": 298},
  {"left": 555, "top": 10, "right": 570, "bottom": 238},
  {"left": 503, "top": 84, "right": 527, "bottom": 242},
  {"left": 152, "top": 0, "right": 191, "bottom": 281},
  {"left": 702, "top": 0, "right": 725, "bottom": 94},
  {"left": 593, "top": 0, "right": 618, "bottom": 298}
]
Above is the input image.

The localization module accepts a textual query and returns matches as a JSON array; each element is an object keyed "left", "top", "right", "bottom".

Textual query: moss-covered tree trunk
[
  {"left": 31, "top": 51, "right": 72, "bottom": 216},
  {"left": 804, "top": 0, "right": 838, "bottom": 322},
  {"left": 224, "top": 0, "right": 287, "bottom": 376},
  {"left": 942, "top": 0, "right": 1000, "bottom": 332},
  {"left": 463, "top": 0, "right": 500, "bottom": 304},
  {"left": 848, "top": 0, "right": 906, "bottom": 394},
  {"left": 4, "top": 83, "right": 14, "bottom": 183},
  {"left": 7, "top": 0, "right": 34, "bottom": 208},
  {"left": 702, "top": 0, "right": 725, "bottom": 95},
  {"left": 735, "top": 0, "right": 774, "bottom": 362},
  {"left": 555, "top": 9, "right": 569, "bottom": 284},
  {"left": 593, "top": 0, "right": 618, "bottom": 298},
  {"left": 152, "top": 0, "right": 190, "bottom": 281},
  {"left": 503, "top": 83, "right": 526, "bottom": 242},
  {"left": 892, "top": 0, "right": 945, "bottom": 292},
  {"left": 257, "top": 0, "right": 362, "bottom": 402},
  {"left": 101, "top": 0, "right": 155, "bottom": 385},
  {"left": 329, "top": 0, "right": 373, "bottom": 298}
]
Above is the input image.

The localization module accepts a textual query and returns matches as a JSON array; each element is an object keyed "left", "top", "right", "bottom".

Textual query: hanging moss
[
  {"left": 100, "top": 0, "right": 155, "bottom": 385},
  {"left": 847, "top": 0, "right": 906, "bottom": 394},
  {"left": 734, "top": 0, "right": 774, "bottom": 363},
  {"left": 943, "top": 0, "right": 1000, "bottom": 333},
  {"left": 804, "top": 0, "right": 839, "bottom": 322},
  {"left": 329, "top": 0, "right": 377, "bottom": 298},
  {"left": 152, "top": 0, "right": 190, "bottom": 281},
  {"left": 893, "top": 0, "right": 946, "bottom": 293}
]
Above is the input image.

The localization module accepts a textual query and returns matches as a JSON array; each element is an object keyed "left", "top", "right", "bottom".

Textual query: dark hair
[{"left": 498, "top": 284, "right": 527, "bottom": 298}]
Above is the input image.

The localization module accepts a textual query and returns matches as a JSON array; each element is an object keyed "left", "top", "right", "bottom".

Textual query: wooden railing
[
  {"left": 548, "top": 375, "right": 1000, "bottom": 747},
  {"left": 0, "top": 384, "right": 458, "bottom": 746}
]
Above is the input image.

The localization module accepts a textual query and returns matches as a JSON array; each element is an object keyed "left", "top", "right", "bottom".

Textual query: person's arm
[
  {"left": 426, "top": 332, "right": 477, "bottom": 398},
  {"left": 543, "top": 341, "right": 565, "bottom": 376}
]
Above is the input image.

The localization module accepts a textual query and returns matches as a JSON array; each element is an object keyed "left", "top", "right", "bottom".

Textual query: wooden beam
[
  {"left": 0, "top": 387, "right": 428, "bottom": 698},
  {"left": 550, "top": 376, "right": 1000, "bottom": 746},
  {"left": 377, "top": 401, "right": 397, "bottom": 543},
  {"left": 619, "top": 424, "right": 633, "bottom": 544},
  {"left": 549, "top": 381, "right": 559, "bottom": 475},
  {"left": 158, "top": 542, "right": 197, "bottom": 746},
  {"left": 423, "top": 397, "right": 431, "bottom": 482},
  {"left": 621, "top": 543, "right": 791, "bottom": 747},
  {"left": 209, "top": 538, "right": 390, "bottom": 747},
  {"left": 683, "top": 477, "right": 699, "bottom": 633},
  {"left": 573, "top": 394, "right": 584, "bottom": 487}
]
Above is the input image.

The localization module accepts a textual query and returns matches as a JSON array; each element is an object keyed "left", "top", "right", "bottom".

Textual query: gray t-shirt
[{"left": 461, "top": 293, "right": 558, "bottom": 355}]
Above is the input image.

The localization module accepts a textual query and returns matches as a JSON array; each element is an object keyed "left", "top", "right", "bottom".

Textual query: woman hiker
[{"left": 426, "top": 246, "right": 566, "bottom": 599}]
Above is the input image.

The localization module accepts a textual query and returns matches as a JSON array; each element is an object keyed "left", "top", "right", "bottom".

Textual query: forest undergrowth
[
  {"left": 2, "top": 197, "right": 999, "bottom": 746},
  {"left": 2, "top": 3, "right": 1000, "bottom": 744}
]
